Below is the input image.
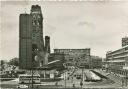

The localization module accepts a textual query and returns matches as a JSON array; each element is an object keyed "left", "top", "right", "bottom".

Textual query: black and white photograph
[{"left": 0, "top": 0, "right": 128, "bottom": 89}]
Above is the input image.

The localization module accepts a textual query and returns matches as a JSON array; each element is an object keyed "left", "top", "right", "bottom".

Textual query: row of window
[
  {"left": 107, "top": 46, "right": 128, "bottom": 57},
  {"left": 54, "top": 49, "right": 89, "bottom": 54},
  {"left": 20, "top": 78, "right": 40, "bottom": 80}
]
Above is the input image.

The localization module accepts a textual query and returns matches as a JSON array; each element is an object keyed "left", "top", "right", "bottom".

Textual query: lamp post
[
  {"left": 31, "top": 67, "right": 34, "bottom": 89},
  {"left": 126, "top": 71, "right": 128, "bottom": 87},
  {"left": 64, "top": 71, "right": 66, "bottom": 88},
  {"left": 125, "top": 69, "right": 127, "bottom": 87},
  {"left": 80, "top": 66, "right": 84, "bottom": 89},
  {"left": 31, "top": 57, "right": 35, "bottom": 89}
]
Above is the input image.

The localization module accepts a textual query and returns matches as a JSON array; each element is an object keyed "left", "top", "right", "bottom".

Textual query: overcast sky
[{"left": 1, "top": 1, "right": 128, "bottom": 60}]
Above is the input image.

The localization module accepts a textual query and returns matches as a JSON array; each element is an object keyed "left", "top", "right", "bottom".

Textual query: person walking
[
  {"left": 80, "top": 81, "right": 83, "bottom": 89},
  {"left": 55, "top": 82, "right": 58, "bottom": 86},
  {"left": 73, "top": 83, "right": 75, "bottom": 88},
  {"left": 122, "top": 77, "right": 125, "bottom": 87}
]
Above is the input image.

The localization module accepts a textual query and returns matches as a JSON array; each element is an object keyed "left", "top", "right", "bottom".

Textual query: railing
[{"left": 25, "top": 88, "right": 128, "bottom": 89}]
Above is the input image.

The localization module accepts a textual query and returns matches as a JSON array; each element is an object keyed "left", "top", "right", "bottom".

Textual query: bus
[{"left": 19, "top": 74, "right": 41, "bottom": 84}]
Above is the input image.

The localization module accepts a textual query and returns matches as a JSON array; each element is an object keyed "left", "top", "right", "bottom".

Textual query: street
[{"left": 1, "top": 69, "right": 128, "bottom": 89}]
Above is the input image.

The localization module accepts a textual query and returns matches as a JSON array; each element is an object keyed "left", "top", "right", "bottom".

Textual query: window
[{"left": 125, "top": 47, "right": 128, "bottom": 51}]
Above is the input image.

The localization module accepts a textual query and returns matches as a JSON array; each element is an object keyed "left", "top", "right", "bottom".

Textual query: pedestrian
[
  {"left": 36, "top": 85, "right": 39, "bottom": 89},
  {"left": 71, "top": 76, "right": 73, "bottom": 83},
  {"left": 55, "top": 82, "right": 58, "bottom": 86},
  {"left": 73, "top": 83, "right": 75, "bottom": 88},
  {"left": 68, "top": 77, "right": 69, "bottom": 80},
  {"left": 80, "top": 81, "right": 83, "bottom": 88},
  {"left": 122, "top": 77, "right": 125, "bottom": 87}
]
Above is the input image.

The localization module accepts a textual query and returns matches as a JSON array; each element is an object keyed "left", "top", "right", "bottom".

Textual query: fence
[{"left": 28, "top": 88, "right": 128, "bottom": 89}]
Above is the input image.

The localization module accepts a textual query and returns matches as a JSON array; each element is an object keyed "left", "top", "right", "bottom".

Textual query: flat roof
[
  {"left": 54, "top": 48, "right": 90, "bottom": 50},
  {"left": 107, "top": 45, "right": 128, "bottom": 54},
  {"left": 107, "top": 60, "right": 125, "bottom": 63}
]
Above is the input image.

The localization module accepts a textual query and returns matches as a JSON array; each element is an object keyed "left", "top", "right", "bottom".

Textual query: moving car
[{"left": 17, "top": 84, "right": 28, "bottom": 88}]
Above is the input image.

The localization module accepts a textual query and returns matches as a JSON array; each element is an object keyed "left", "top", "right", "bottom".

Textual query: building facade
[
  {"left": 122, "top": 37, "right": 128, "bottom": 47},
  {"left": 106, "top": 45, "right": 128, "bottom": 76},
  {"left": 19, "top": 5, "right": 49, "bottom": 69},
  {"left": 19, "top": 14, "right": 32, "bottom": 69},
  {"left": 54, "top": 49, "right": 91, "bottom": 68},
  {"left": 45, "top": 36, "right": 50, "bottom": 53},
  {"left": 90, "top": 56, "right": 102, "bottom": 69}
]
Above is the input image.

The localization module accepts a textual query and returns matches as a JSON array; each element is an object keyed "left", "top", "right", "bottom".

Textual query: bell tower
[{"left": 30, "top": 5, "right": 44, "bottom": 51}]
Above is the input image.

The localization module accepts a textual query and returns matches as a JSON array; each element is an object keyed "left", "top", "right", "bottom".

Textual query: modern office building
[
  {"left": 106, "top": 45, "right": 128, "bottom": 76},
  {"left": 106, "top": 45, "right": 128, "bottom": 67},
  {"left": 19, "top": 14, "right": 32, "bottom": 69},
  {"left": 122, "top": 36, "right": 128, "bottom": 47},
  {"left": 54, "top": 49, "right": 90, "bottom": 55},
  {"left": 54, "top": 48, "right": 91, "bottom": 68}
]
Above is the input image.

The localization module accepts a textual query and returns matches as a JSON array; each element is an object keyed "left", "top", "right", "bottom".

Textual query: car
[
  {"left": 68, "top": 72, "right": 70, "bottom": 75},
  {"left": 76, "top": 75, "right": 81, "bottom": 79},
  {"left": 17, "top": 84, "right": 28, "bottom": 88}
]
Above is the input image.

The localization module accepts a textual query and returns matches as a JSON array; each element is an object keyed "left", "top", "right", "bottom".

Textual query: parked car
[
  {"left": 76, "top": 75, "right": 82, "bottom": 79},
  {"left": 17, "top": 84, "right": 28, "bottom": 88}
]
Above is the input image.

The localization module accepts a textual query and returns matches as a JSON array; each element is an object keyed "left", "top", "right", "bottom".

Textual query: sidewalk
[
  {"left": 94, "top": 69, "right": 128, "bottom": 88},
  {"left": 56, "top": 69, "right": 128, "bottom": 88}
]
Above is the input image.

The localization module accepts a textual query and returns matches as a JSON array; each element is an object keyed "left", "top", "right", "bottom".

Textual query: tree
[
  {"left": 8, "top": 58, "right": 19, "bottom": 66},
  {"left": 0, "top": 60, "right": 5, "bottom": 66},
  {"left": 0, "top": 60, "right": 5, "bottom": 71}
]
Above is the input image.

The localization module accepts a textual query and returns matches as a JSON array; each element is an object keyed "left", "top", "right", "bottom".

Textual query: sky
[{"left": 1, "top": 1, "right": 128, "bottom": 60}]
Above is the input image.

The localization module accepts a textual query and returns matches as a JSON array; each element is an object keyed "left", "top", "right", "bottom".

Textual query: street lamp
[
  {"left": 126, "top": 71, "right": 128, "bottom": 86},
  {"left": 80, "top": 65, "right": 84, "bottom": 89},
  {"left": 64, "top": 71, "right": 66, "bottom": 88},
  {"left": 62, "top": 69, "right": 67, "bottom": 88}
]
